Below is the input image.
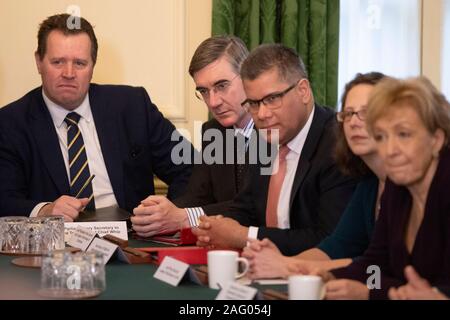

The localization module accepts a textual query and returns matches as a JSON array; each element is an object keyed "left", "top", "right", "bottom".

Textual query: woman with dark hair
[{"left": 243, "top": 72, "right": 387, "bottom": 279}]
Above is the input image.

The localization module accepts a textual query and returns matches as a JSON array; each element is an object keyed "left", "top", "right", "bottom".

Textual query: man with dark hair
[
  {"left": 0, "top": 14, "right": 192, "bottom": 220},
  {"left": 131, "top": 35, "right": 256, "bottom": 237},
  {"left": 194, "top": 44, "right": 357, "bottom": 255}
]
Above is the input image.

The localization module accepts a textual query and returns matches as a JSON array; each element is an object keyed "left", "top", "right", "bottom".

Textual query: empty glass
[
  {"left": 44, "top": 216, "right": 65, "bottom": 251},
  {"left": 39, "top": 251, "right": 105, "bottom": 299},
  {"left": 23, "top": 217, "right": 49, "bottom": 254},
  {"left": 0, "top": 215, "right": 66, "bottom": 255},
  {"left": 0, "top": 216, "right": 28, "bottom": 253}
]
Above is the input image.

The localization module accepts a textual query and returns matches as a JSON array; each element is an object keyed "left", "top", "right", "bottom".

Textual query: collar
[
  {"left": 286, "top": 105, "right": 315, "bottom": 155},
  {"left": 42, "top": 89, "right": 92, "bottom": 128}
]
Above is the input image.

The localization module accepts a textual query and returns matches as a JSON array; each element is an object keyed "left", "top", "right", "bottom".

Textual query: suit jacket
[
  {"left": 173, "top": 118, "right": 251, "bottom": 214},
  {"left": 332, "top": 147, "right": 450, "bottom": 300},
  {"left": 225, "top": 105, "right": 357, "bottom": 256},
  {"left": 0, "top": 84, "right": 192, "bottom": 216}
]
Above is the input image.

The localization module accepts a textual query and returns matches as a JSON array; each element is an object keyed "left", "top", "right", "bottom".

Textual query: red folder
[
  {"left": 138, "top": 246, "right": 209, "bottom": 265},
  {"left": 148, "top": 228, "right": 197, "bottom": 246}
]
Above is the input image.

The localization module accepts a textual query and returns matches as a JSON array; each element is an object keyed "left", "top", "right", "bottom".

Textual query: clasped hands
[
  {"left": 131, "top": 196, "right": 189, "bottom": 238},
  {"left": 243, "top": 238, "right": 369, "bottom": 300}
]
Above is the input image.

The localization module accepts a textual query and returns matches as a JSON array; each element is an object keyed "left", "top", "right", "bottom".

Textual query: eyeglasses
[
  {"left": 195, "top": 74, "right": 240, "bottom": 102},
  {"left": 241, "top": 80, "right": 300, "bottom": 114},
  {"left": 336, "top": 109, "right": 367, "bottom": 122}
]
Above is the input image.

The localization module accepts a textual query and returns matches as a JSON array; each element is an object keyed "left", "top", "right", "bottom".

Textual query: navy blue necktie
[{"left": 64, "top": 112, "right": 95, "bottom": 210}]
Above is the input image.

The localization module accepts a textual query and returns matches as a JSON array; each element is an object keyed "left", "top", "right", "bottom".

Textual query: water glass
[
  {"left": 40, "top": 251, "right": 106, "bottom": 299},
  {"left": 0, "top": 216, "right": 28, "bottom": 253}
]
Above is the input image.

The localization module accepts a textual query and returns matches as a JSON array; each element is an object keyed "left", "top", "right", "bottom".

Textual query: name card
[
  {"left": 153, "top": 256, "right": 190, "bottom": 286},
  {"left": 65, "top": 221, "right": 128, "bottom": 243},
  {"left": 216, "top": 282, "right": 258, "bottom": 300},
  {"left": 67, "top": 226, "right": 97, "bottom": 251},
  {"left": 86, "top": 237, "right": 118, "bottom": 264}
]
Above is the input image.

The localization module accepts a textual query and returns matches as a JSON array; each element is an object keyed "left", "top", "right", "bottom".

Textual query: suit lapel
[
  {"left": 89, "top": 85, "right": 125, "bottom": 208},
  {"left": 30, "top": 90, "right": 69, "bottom": 195},
  {"left": 289, "top": 105, "right": 329, "bottom": 209}
]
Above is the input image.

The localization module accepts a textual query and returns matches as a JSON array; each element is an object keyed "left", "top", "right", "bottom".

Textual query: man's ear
[
  {"left": 296, "top": 78, "right": 312, "bottom": 105},
  {"left": 35, "top": 51, "right": 42, "bottom": 74}
]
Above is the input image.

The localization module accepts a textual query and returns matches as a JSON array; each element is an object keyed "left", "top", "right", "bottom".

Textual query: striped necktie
[{"left": 64, "top": 112, "right": 95, "bottom": 210}]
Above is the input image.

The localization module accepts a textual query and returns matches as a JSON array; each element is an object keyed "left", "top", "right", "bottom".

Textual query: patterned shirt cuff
[{"left": 185, "top": 207, "right": 205, "bottom": 227}]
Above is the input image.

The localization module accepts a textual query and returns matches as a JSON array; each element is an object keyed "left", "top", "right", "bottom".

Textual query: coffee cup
[
  {"left": 288, "top": 275, "right": 325, "bottom": 300},
  {"left": 207, "top": 250, "right": 249, "bottom": 289}
]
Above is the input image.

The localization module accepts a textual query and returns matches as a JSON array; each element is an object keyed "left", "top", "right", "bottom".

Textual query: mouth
[
  {"left": 58, "top": 84, "right": 78, "bottom": 89},
  {"left": 214, "top": 110, "right": 231, "bottom": 117},
  {"left": 350, "top": 135, "right": 368, "bottom": 141}
]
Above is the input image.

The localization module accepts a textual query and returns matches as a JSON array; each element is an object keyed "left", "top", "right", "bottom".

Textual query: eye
[
  {"left": 373, "top": 132, "right": 385, "bottom": 142},
  {"left": 398, "top": 131, "right": 411, "bottom": 138},
  {"left": 51, "top": 60, "right": 63, "bottom": 65},
  {"left": 75, "top": 60, "right": 87, "bottom": 67},
  {"left": 264, "top": 93, "right": 282, "bottom": 105},
  {"left": 197, "top": 88, "right": 208, "bottom": 96},
  {"left": 214, "top": 82, "right": 229, "bottom": 92},
  {"left": 247, "top": 101, "right": 259, "bottom": 108}
]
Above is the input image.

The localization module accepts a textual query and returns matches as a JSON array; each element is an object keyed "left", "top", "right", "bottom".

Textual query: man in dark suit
[
  {"left": 131, "top": 36, "right": 256, "bottom": 237},
  {"left": 194, "top": 44, "right": 357, "bottom": 256},
  {"left": 0, "top": 14, "right": 192, "bottom": 221}
]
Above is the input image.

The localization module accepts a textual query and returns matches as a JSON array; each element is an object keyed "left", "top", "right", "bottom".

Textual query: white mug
[
  {"left": 288, "top": 275, "right": 325, "bottom": 300},
  {"left": 207, "top": 250, "right": 249, "bottom": 289}
]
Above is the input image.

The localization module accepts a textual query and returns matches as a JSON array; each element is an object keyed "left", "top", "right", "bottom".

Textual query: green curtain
[{"left": 212, "top": 0, "right": 340, "bottom": 108}]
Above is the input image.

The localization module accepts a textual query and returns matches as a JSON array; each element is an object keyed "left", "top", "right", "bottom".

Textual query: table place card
[
  {"left": 86, "top": 237, "right": 118, "bottom": 264},
  {"left": 65, "top": 221, "right": 128, "bottom": 243},
  {"left": 66, "top": 226, "right": 97, "bottom": 251},
  {"left": 153, "top": 256, "right": 190, "bottom": 286},
  {"left": 216, "top": 282, "right": 258, "bottom": 300}
]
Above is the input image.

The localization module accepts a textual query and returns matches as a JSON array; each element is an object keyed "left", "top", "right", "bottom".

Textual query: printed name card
[
  {"left": 86, "top": 237, "right": 118, "bottom": 264},
  {"left": 153, "top": 256, "right": 190, "bottom": 286},
  {"left": 64, "top": 221, "right": 128, "bottom": 243},
  {"left": 66, "top": 226, "right": 97, "bottom": 251},
  {"left": 216, "top": 282, "right": 258, "bottom": 300}
]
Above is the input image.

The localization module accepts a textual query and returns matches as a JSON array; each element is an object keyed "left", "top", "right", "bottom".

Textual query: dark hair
[
  {"left": 36, "top": 13, "right": 98, "bottom": 64},
  {"left": 189, "top": 35, "right": 249, "bottom": 77},
  {"left": 335, "top": 72, "right": 386, "bottom": 177},
  {"left": 240, "top": 43, "right": 308, "bottom": 83}
]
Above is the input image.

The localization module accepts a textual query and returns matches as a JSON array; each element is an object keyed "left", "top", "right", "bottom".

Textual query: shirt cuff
[
  {"left": 185, "top": 207, "right": 205, "bottom": 227},
  {"left": 30, "top": 202, "right": 51, "bottom": 217},
  {"left": 248, "top": 226, "right": 259, "bottom": 240}
]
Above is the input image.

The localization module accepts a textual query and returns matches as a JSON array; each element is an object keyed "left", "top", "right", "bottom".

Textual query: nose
[
  {"left": 257, "top": 103, "right": 272, "bottom": 120},
  {"left": 62, "top": 63, "right": 75, "bottom": 79},
  {"left": 385, "top": 136, "right": 399, "bottom": 157},
  {"left": 207, "top": 90, "right": 223, "bottom": 109},
  {"left": 348, "top": 113, "right": 362, "bottom": 127}
]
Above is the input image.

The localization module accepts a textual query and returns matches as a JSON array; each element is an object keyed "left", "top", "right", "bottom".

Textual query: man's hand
[
  {"left": 38, "top": 196, "right": 89, "bottom": 222},
  {"left": 388, "top": 266, "right": 448, "bottom": 300},
  {"left": 243, "top": 238, "right": 293, "bottom": 279},
  {"left": 131, "top": 195, "right": 189, "bottom": 238},
  {"left": 192, "top": 215, "right": 248, "bottom": 250}
]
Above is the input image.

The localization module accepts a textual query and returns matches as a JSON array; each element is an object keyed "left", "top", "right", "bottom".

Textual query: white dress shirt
[
  {"left": 248, "top": 106, "right": 315, "bottom": 240},
  {"left": 30, "top": 91, "right": 118, "bottom": 216}
]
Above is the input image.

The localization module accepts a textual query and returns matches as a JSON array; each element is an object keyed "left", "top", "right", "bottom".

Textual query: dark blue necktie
[{"left": 64, "top": 112, "right": 95, "bottom": 210}]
